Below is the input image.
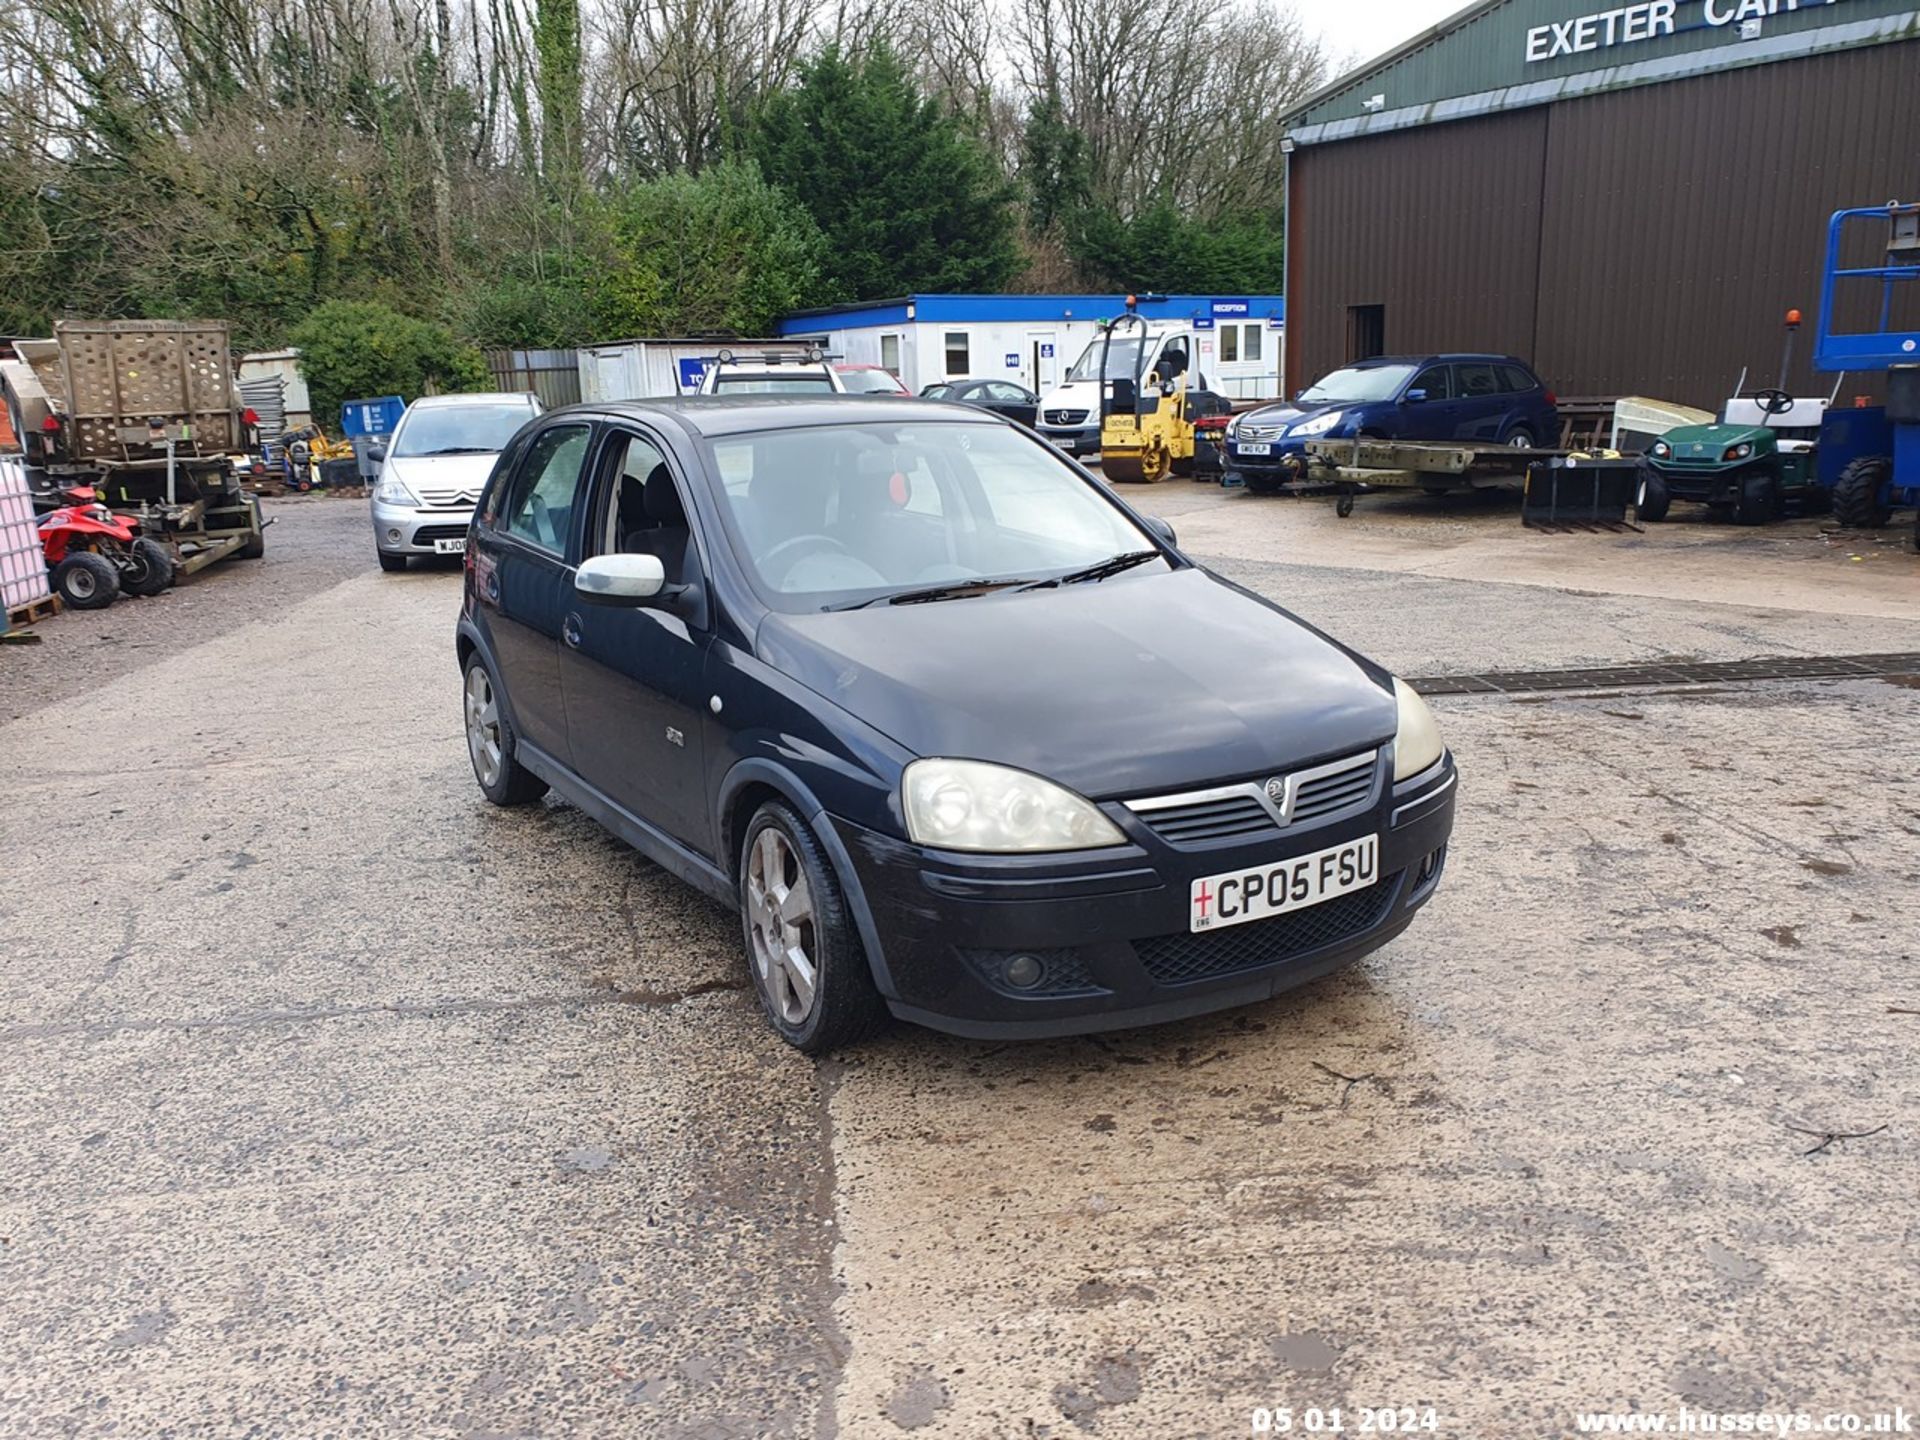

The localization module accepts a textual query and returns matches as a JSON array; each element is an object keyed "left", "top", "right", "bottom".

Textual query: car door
[
  {"left": 474, "top": 419, "right": 595, "bottom": 763},
  {"left": 557, "top": 425, "right": 716, "bottom": 856},
  {"left": 983, "top": 381, "right": 1038, "bottom": 428},
  {"left": 1397, "top": 364, "right": 1456, "bottom": 441},
  {"left": 1450, "top": 361, "right": 1505, "bottom": 441}
]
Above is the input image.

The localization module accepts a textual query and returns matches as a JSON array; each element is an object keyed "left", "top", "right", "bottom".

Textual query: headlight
[
  {"left": 1392, "top": 678, "right": 1445, "bottom": 782},
  {"left": 902, "top": 758, "right": 1126, "bottom": 853},
  {"left": 1225, "top": 417, "right": 1241, "bottom": 440},
  {"left": 1649, "top": 440, "right": 1671, "bottom": 459},
  {"left": 373, "top": 472, "right": 419, "bottom": 506},
  {"left": 1722, "top": 441, "right": 1753, "bottom": 461},
  {"left": 1289, "top": 410, "right": 1344, "bottom": 438}
]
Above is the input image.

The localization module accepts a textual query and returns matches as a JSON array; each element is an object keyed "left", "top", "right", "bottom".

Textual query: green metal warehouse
[{"left": 1280, "top": 0, "right": 1920, "bottom": 410}]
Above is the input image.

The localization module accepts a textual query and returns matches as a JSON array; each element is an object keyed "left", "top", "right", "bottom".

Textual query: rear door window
[
  {"left": 1454, "top": 363, "right": 1500, "bottom": 400},
  {"left": 504, "top": 423, "right": 592, "bottom": 556}
]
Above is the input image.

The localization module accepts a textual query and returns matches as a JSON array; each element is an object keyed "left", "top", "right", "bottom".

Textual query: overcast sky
[{"left": 1295, "top": 0, "right": 1463, "bottom": 79}]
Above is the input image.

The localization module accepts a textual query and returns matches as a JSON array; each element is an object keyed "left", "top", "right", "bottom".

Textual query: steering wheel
[
  {"left": 1753, "top": 388, "right": 1795, "bottom": 416},
  {"left": 760, "top": 532, "right": 852, "bottom": 581}
]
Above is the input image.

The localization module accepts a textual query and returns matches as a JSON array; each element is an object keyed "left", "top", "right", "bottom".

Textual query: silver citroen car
[{"left": 369, "top": 392, "right": 542, "bottom": 571}]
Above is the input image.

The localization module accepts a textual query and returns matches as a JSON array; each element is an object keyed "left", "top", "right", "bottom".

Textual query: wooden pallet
[{"left": 5, "top": 593, "right": 61, "bottom": 629}]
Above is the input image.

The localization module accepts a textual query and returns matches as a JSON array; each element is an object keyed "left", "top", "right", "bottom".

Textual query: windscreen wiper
[
  {"left": 832, "top": 578, "right": 1036, "bottom": 610},
  {"left": 1020, "top": 550, "right": 1161, "bottom": 590},
  {"left": 423, "top": 446, "right": 496, "bottom": 455}
]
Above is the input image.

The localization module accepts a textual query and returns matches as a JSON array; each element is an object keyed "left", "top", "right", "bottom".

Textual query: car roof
[
  {"left": 1344, "top": 354, "right": 1527, "bottom": 368},
  {"left": 579, "top": 395, "right": 1004, "bottom": 439},
  {"left": 408, "top": 391, "right": 539, "bottom": 407}
]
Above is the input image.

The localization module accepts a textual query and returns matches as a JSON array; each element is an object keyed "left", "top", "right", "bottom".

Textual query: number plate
[
  {"left": 1049, "top": 437, "right": 1076, "bottom": 451},
  {"left": 434, "top": 537, "right": 468, "bottom": 554},
  {"left": 1236, "top": 441, "right": 1271, "bottom": 456},
  {"left": 1189, "top": 834, "right": 1378, "bottom": 933}
]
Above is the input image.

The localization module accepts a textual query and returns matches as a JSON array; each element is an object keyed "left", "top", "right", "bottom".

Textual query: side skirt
[{"left": 515, "top": 739, "right": 735, "bottom": 906}]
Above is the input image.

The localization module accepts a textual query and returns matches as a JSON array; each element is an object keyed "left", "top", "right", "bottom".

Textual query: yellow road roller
[{"left": 1097, "top": 298, "right": 1197, "bottom": 484}]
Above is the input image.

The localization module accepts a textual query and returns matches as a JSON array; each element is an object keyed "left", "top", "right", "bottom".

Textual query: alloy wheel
[
  {"left": 464, "top": 665, "right": 503, "bottom": 789},
  {"left": 746, "top": 827, "right": 818, "bottom": 1025}
]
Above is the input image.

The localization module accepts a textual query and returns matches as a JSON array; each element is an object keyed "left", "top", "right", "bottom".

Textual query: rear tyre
[
  {"left": 52, "top": 552, "right": 120, "bottom": 610},
  {"left": 740, "top": 801, "right": 888, "bottom": 1054},
  {"left": 1503, "top": 426, "right": 1536, "bottom": 449},
  {"left": 122, "top": 537, "right": 175, "bottom": 597},
  {"left": 1735, "top": 468, "right": 1781, "bottom": 526},
  {"left": 463, "top": 656, "right": 548, "bottom": 806},
  {"left": 1831, "top": 456, "right": 1892, "bottom": 529},
  {"left": 377, "top": 550, "right": 409, "bottom": 573}
]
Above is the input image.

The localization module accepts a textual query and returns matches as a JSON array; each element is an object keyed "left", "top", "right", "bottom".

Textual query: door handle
[{"left": 562, "top": 613, "right": 582, "bottom": 649}]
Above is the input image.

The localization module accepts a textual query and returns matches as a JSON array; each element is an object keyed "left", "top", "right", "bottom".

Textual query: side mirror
[
  {"left": 1403, "top": 389, "right": 1427, "bottom": 405},
  {"left": 1140, "top": 514, "right": 1177, "bottom": 547},
  {"left": 576, "top": 553, "right": 666, "bottom": 605},
  {"left": 366, "top": 443, "right": 387, "bottom": 462}
]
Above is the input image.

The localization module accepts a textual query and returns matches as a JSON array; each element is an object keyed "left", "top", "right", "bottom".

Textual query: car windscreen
[
  {"left": 391, "top": 402, "right": 535, "bottom": 457},
  {"left": 1066, "top": 338, "right": 1147, "bottom": 383},
  {"left": 1296, "top": 363, "right": 1418, "bottom": 405},
  {"left": 712, "top": 374, "right": 837, "bottom": 394},
  {"left": 706, "top": 421, "right": 1164, "bottom": 610},
  {"left": 838, "top": 370, "right": 906, "bottom": 394}
]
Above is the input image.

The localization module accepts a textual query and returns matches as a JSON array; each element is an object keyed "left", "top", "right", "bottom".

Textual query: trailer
[
  {"left": 1299, "top": 437, "right": 1564, "bottom": 516},
  {"left": 0, "top": 320, "right": 266, "bottom": 573}
]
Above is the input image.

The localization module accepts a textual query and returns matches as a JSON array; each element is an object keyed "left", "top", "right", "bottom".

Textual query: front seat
[{"left": 625, "top": 463, "right": 695, "bottom": 585}]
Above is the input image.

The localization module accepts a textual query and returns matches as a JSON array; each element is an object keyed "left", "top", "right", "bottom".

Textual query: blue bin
[{"left": 340, "top": 396, "right": 406, "bottom": 438}]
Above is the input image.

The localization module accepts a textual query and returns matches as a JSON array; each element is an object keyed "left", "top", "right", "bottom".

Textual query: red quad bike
[{"left": 37, "top": 486, "right": 176, "bottom": 610}]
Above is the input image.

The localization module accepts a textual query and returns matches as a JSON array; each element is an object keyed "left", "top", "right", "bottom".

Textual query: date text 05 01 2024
[{"left": 1251, "top": 1407, "right": 1441, "bottom": 1435}]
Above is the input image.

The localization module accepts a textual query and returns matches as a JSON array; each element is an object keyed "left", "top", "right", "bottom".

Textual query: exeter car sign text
[{"left": 1526, "top": 0, "right": 1844, "bottom": 62}]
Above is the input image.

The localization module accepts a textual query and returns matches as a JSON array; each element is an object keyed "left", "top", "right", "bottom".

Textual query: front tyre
[
  {"left": 122, "top": 537, "right": 175, "bottom": 596},
  {"left": 377, "top": 550, "right": 409, "bottom": 573},
  {"left": 462, "top": 656, "right": 548, "bottom": 806},
  {"left": 53, "top": 552, "right": 121, "bottom": 609},
  {"left": 740, "top": 802, "right": 888, "bottom": 1054},
  {"left": 1635, "top": 465, "right": 1671, "bottom": 522},
  {"left": 1735, "top": 468, "right": 1781, "bottom": 526}
]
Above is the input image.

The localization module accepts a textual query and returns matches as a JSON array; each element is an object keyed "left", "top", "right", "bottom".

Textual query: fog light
[
  {"left": 386, "top": 527, "right": 402, "bottom": 542},
  {"left": 1418, "top": 847, "right": 1444, "bottom": 883},
  {"left": 1003, "top": 954, "right": 1045, "bottom": 989}
]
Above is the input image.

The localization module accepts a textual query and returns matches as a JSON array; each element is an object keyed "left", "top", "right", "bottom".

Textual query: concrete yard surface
[{"left": 1, "top": 493, "right": 1916, "bottom": 1438}]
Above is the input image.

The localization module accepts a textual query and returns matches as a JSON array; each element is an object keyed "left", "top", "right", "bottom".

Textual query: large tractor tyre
[
  {"left": 121, "top": 537, "right": 175, "bottom": 596},
  {"left": 1734, "top": 468, "right": 1782, "bottom": 526},
  {"left": 739, "top": 800, "right": 890, "bottom": 1054},
  {"left": 1635, "top": 466, "right": 1671, "bottom": 523},
  {"left": 1831, "top": 456, "right": 1892, "bottom": 529},
  {"left": 52, "top": 552, "right": 121, "bottom": 610},
  {"left": 237, "top": 496, "right": 266, "bottom": 559}
]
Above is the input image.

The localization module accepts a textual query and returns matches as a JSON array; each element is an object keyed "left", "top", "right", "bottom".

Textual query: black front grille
[
  {"left": 1135, "top": 876, "right": 1399, "bottom": 986},
  {"left": 1044, "top": 408, "right": 1089, "bottom": 426},
  {"left": 1292, "top": 763, "right": 1376, "bottom": 823},
  {"left": 1136, "top": 795, "right": 1279, "bottom": 846},
  {"left": 411, "top": 524, "right": 469, "bottom": 544}
]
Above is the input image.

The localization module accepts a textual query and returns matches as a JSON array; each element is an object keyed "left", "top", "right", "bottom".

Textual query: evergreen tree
[
  {"left": 1020, "top": 85, "right": 1092, "bottom": 238},
  {"left": 750, "top": 45, "right": 1018, "bottom": 300}
]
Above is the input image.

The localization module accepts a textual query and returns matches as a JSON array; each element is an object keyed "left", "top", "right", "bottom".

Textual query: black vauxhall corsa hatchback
[{"left": 456, "top": 397, "right": 1457, "bottom": 1051}]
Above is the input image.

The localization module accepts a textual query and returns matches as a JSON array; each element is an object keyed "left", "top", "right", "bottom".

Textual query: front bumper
[
  {"left": 1039, "top": 424, "right": 1101, "bottom": 455},
  {"left": 372, "top": 500, "right": 475, "bottom": 554},
  {"left": 829, "top": 752, "right": 1457, "bottom": 1039},
  {"left": 1643, "top": 460, "right": 1745, "bottom": 504}
]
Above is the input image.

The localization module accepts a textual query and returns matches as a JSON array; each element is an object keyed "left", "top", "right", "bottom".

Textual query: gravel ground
[
  {"left": 2, "top": 493, "right": 1916, "bottom": 1439},
  {"left": 3, "top": 496, "right": 400, "bottom": 720}
]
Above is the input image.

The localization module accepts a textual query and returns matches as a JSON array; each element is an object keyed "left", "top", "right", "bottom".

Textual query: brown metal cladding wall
[
  {"left": 1534, "top": 39, "right": 1920, "bottom": 407},
  {"left": 1287, "top": 108, "right": 1547, "bottom": 399},
  {"left": 1288, "top": 38, "right": 1920, "bottom": 410}
]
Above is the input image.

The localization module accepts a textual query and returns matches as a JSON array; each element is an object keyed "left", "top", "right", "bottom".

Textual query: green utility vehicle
[{"left": 1636, "top": 313, "right": 1830, "bottom": 525}]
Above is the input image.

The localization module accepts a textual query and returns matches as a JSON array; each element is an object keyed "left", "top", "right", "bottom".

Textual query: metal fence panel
[{"left": 485, "top": 348, "right": 582, "bottom": 409}]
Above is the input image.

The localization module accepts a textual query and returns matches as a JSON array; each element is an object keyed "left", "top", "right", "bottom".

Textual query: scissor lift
[{"left": 1813, "top": 202, "right": 1920, "bottom": 548}]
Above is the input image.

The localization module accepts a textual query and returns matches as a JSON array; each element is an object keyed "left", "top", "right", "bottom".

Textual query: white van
[{"left": 1035, "top": 327, "right": 1208, "bottom": 456}]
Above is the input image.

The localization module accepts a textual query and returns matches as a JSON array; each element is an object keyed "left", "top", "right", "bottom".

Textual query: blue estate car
[
  {"left": 1225, "top": 355, "right": 1559, "bottom": 493},
  {"left": 456, "top": 397, "right": 1457, "bottom": 1051}
]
